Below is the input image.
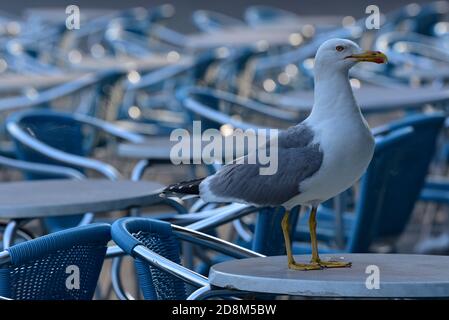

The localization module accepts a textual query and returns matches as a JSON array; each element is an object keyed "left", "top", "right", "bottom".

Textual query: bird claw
[
  {"left": 317, "top": 260, "right": 352, "bottom": 268},
  {"left": 287, "top": 259, "right": 352, "bottom": 270},
  {"left": 288, "top": 262, "right": 322, "bottom": 271}
]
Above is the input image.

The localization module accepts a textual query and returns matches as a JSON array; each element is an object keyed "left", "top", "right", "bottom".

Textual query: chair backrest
[
  {"left": 177, "top": 87, "right": 295, "bottom": 131},
  {"left": 119, "top": 49, "right": 225, "bottom": 115},
  {"left": 7, "top": 110, "right": 99, "bottom": 231},
  {"left": 348, "top": 113, "right": 445, "bottom": 252},
  {"left": 111, "top": 218, "right": 187, "bottom": 300},
  {"left": 8, "top": 110, "right": 95, "bottom": 180},
  {"left": 0, "top": 223, "right": 110, "bottom": 300}
]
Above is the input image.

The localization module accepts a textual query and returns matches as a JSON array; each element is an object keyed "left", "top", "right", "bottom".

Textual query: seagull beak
[{"left": 345, "top": 51, "right": 388, "bottom": 64}]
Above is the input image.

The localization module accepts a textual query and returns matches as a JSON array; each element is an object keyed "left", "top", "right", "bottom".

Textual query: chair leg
[{"left": 2, "top": 220, "right": 18, "bottom": 249}]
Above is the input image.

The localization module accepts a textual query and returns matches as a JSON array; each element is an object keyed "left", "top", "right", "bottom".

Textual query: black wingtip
[{"left": 163, "top": 177, "right": 205, "bottom": 195}]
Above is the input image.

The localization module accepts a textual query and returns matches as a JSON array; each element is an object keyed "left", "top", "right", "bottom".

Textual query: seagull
[{"left": 164, "top": 39, "right": 387, "bottom": 270}]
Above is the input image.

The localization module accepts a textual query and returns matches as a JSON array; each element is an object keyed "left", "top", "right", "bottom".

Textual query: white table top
[
  {"left": 0, "top": 179, "right": 164, "bottom": 219},
  {"left": 209, "top": 254, "right": 449, "bottom": 298}
]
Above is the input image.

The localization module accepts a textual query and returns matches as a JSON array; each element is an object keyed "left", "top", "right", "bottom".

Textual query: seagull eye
[{"left": 336, "top": 46, "right": 345, "bottom": 52}]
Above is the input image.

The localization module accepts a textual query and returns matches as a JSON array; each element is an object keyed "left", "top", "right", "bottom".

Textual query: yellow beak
[{"left": 345, "top": 51, "right": 388, "bottom": 64}]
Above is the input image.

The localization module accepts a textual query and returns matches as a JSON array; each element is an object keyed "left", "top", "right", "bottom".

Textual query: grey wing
[{"left": 205, "top": 124, "right": 323, "bottom": 206}]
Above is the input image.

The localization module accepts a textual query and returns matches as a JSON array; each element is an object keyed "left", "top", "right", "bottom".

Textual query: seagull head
[{"left": 314, "top": 38, "right": 387, "bottom": 73}]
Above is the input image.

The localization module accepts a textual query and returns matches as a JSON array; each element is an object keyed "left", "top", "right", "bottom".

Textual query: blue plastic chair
[
  {"left": 0, "top": 154, "right": 88, "bottom": 248},
  {"left": 294, "top": 113, "right": 445, "bottom": 253},
  {"left": 7, "top": 109, "right": 143, "bottom": 179},
  {"left": 117, "top": 49, "right": 230, "bottom": 134},
  {"left": 0, "top": 223, "right": 110, "bottom": 300},
  {"left": 6, "top": 109, "right": 143, "bottom": 231},
  {"left": 111, "top": 217, "right": 262, "bottom": 300},
  {"left": 177, "top": 86, "right": 298, "bottom": 131}
]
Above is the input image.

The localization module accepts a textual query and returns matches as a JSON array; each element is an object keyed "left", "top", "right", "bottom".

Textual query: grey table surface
[
  {"left": 271, "top": 86, "right": 449, "bottom": 113},
  {"left": 209, "top": 254, "right": 449, "bottom": 298},
  {"left": 73, "top": 55, "right": 192, "bottom": 72},
  {"left": 0, "top": 179, "right": 164, "bottom": 219},
  {"left": 185, "top": 27, "right": 302, "bottom": 50},
  {"left": 117, "top": 135, "right": 255, "bottom": 161},
  {"left": 184, "top": 16, "right": 347, "bottom": 50},
  {"left": 117, "top": 136, "right": 179, "bottom": 160},
  {"left": 0, "top": 73, "right": 85, "bottom": 93}
]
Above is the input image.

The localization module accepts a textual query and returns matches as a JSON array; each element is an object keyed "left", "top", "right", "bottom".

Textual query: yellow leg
[
  {"left": 309, "top": 206, "right": 352, "bottom": 268},
  {"left": 281, "top": 210, "right": 321, "bottom": 270}
]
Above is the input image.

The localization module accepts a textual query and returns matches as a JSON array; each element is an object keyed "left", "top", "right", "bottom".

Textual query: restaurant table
[
  {"left": 117, "top": 136, "right": 184, "bottom": 161},
  {"left": 0, "top": 73, "right": 84, "bottom": 93},
  {"left": 269, "top": 86, "right": 449, "bottom": 113},
  {"left": 209, "top": 254, "right": 449, "bottom": 298},
  {"left": 73, "top": 54, "right": 192, "bottom": 72},
  {"left": 117, "top": 135, "right": 256, "bottom": 162},
  {"left": 116, "top": 134, "right": 257, "bottom": 181},
  {"left": 0, "top": 179, "right": 163, "bottom": 218},
  {"left": 0, "top": 179, "right": 164, "bottom": 247},
  {"left": 185, "top": 27, "right": 303, "bottom": 50}
]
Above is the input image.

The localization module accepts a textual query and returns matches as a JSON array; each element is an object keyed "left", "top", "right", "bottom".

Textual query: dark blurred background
[{"left": 1, "top": 0, "right": 436, "bottom": 32}]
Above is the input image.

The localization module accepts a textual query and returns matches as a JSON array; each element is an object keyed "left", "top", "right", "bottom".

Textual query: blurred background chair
[
  {"left": 192, "top": 10, "right": 246, "bottom": 33},
  {"left": 6, "top": 109, "right": 144, "bottom": 231},
  {"left": 294, "top": 114, "right": 445, "bottom": 254}
]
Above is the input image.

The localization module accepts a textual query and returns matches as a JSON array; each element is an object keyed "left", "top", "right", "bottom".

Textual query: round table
[
  {"left": 117, "top": 136, "right": 253, "bottom": 162},
  {"left": 0, "top": 179, "right": 164, "bottom": 219},
  {"left": 270, "top": 86, "right": 449, "bottom": 113},
  {"left": 117, "top": 137, "right": 181, "bottom": 161},
  {"left": 185, "top": 27, "right": 301, "bottom": 50},
  {"left": 209, "top": 254, "right": 449, "bottom": 298}
]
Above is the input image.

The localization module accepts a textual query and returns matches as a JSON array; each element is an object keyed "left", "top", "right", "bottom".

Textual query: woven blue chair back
[
  {"left": 0, "top": 223, "right": 110, "bottom": 300},
  {"left": 112, "top": 218, "right": 187, "bottom": 300}
]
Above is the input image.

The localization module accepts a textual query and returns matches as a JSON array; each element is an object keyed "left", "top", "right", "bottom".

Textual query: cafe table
[
  {"left": 208, "top": 253, "right": 449, "bottom": 298},
  {"left": 0, "top": 179, "right": 164, "bottom": 248}
]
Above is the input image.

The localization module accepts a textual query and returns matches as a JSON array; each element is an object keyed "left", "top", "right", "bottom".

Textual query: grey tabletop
[
  {"left": 117, "top": 136, "right": 183, "bottom": 161},
  {"left": 0, "top": 179, "right": 164, "bottom": 219},
  {"left": 0, "top": 73, "right": 85, "bottom": 93},
  {"left": 185, "top": 27, "right": 302, "bottom": 50},
  {"left": 209, "top": 254, "right": 449, "bottom": 298},
  {"left": 272, "top": 86, "right": 449, "bottom": 113},
  {"left": 117, "top": 135, "right": 254, "bottom": 161},
  {"left": 73, "top": 55, "right": 192, "bottom": 72},
  {"left": 184, "top": 16, "right": 347, "bottom": 50}
]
